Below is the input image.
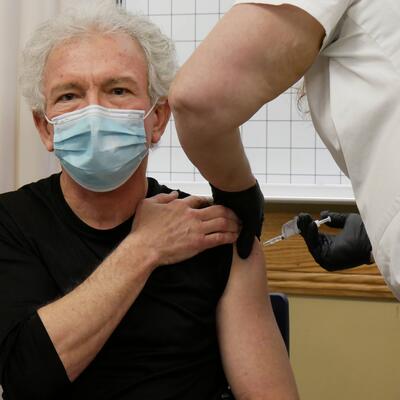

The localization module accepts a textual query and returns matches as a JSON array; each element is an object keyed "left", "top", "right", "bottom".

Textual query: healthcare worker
[{"left": 170, "top": 1, "right": 400, "bottom": 300}]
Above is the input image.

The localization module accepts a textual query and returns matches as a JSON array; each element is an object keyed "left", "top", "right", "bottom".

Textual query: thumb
[
  {"left": 297, "top": 213, "right": 314, "bottom": 237},
  {"left": 297, "top": 214, "right": 320, "bottom": 249},
  {"left": 321, "top": 211, "right": 348, "bottom": 228}
]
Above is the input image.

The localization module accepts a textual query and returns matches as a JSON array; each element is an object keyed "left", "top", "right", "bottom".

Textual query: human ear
[
  {"left": 33, "top": 111, "right": 54, "bottom": 152},
  {"left": 150, "top": 100, "right": 171, "bottom": 144}
]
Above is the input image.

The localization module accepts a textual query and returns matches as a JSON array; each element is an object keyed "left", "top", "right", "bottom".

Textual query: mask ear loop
[
  {"left": 143, "top": 98, "right": 161, "bottom": 120},
  {"left": 44, "top": 114, "right": 56, "bottom": 125}
]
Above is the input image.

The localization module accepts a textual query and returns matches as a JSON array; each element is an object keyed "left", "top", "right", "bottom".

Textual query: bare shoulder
[{"left": 221, "top": 240, "right": 267, "bottom": 302}]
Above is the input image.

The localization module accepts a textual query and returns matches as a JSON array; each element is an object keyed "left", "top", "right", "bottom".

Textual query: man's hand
[
  {"left": 210, "top": 182, "right": 264, "bottom": 259},
  {"left": 131, "top": 191, "right": 240, "bottom": 266},
  {"left": 297, "top": 211, "right": 373, "bottom": 271}
]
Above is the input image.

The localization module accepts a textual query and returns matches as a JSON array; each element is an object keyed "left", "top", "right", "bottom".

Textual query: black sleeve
[
  {"left": 2, "top": 313, "right": 70, "bottom": 400},
  {"left": 0, "top": 205, "right": 70, "bottom": 399}
]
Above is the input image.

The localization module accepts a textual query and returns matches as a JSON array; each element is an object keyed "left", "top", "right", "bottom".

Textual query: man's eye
[
  {"left": 112, "top": 88, "right": 129, "bottom": 96},
  {"left": 57, "top": 93, "right": 76, "bottom": 102}
]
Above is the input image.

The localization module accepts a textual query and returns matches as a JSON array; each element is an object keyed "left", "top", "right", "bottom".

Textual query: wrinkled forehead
[{"left": 42, "top": 32, "right": 149, "bottom": 91}]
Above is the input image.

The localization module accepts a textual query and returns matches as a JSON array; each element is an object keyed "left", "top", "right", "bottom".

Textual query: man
[
  {"left": 170, "top": 1, "right": 400, "bottom": 299},
  {"left": 0, "top": 3, "right": 298, "bottom": 399}
]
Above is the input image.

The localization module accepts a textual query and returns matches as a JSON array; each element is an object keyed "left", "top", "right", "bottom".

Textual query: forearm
[
  {"left": 170, "top": 4, "right": 324, "bottom": 191},
  {"left": 177, "top": 125, "right": 255, "bottom": 191},
  {"left": 38, "top": 234, "right": 158, "bottom": 381}
]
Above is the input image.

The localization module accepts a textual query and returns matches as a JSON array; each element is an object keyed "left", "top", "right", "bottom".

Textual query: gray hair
[{"left": 20, "top": 1, "right": 178, "bottom": 113}]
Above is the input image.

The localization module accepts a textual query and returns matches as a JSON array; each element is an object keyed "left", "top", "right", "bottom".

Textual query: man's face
[{"left": 35, "top": 32, "right": 169, "bottom": 151}]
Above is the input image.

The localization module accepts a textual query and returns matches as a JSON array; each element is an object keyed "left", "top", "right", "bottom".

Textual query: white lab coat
[{"left": 235, "top": 0, "right": 400, "bottom": 300}]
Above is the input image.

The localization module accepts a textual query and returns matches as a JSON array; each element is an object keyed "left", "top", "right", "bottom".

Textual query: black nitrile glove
[
  {"left": 211, "top": 181, "right": 264, "bottom": 259},
  {"left": 297, "top": 211, "right": 373, "bottom": 271}
]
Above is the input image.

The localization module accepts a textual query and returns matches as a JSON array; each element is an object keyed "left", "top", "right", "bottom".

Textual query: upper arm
[
  {"left": 170, "top": 3, "right": 325, "bottom": 130},
  {"left": 216, "top": 241, "right": 299, "bottom": 400}
]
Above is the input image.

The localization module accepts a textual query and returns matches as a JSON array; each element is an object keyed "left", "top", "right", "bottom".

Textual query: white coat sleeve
[
  {"left": 374, "top": 211, "right": 400, "bottom": 301},
  {"left": 234, "top": 0, "right": 353, "bottom": 49}
]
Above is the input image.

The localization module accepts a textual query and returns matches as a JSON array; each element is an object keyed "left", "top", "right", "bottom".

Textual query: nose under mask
[{"left": 45, "top": 103, "right": 157, "bottom": 192}]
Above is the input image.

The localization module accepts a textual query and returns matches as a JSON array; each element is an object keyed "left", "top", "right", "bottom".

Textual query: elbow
[
  {"left": 169, "top": 75, "right": 221, "bottom": 136},
  {"left": 169, "top": 82, "right": 206, "bottom": 121},
  {"left": 168, "top": 78, "right": 190, "bottom": 115}
]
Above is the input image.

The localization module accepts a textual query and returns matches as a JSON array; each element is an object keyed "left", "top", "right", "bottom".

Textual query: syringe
[{"left": 263, "top": 216, "right": 331, "bottom": 246}]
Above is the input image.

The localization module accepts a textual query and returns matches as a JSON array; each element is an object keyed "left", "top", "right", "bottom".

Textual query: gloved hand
[
  {"left": 210, "top": 181, "right": 264, "bottom": 259},
  {"left": 297, "top": 211, "right": 373, "bottom": 271}
]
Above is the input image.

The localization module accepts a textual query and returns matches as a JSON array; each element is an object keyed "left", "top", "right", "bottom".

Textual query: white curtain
[
  {"left": 0, "top": 0, "right": 66, "bottom": 193},
  {"left": 0, "top": 0, "right": 115, "bottom": 194}
]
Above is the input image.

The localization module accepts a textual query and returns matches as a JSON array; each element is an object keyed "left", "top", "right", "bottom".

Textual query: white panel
[
  {"left": 196, "top": 14, "right": 219, "bottom": 40},
  {"left": 268, "top": 121, "right": 291, "bottom": 148},
  {"left": 316, "top": 149, "right": 341, "bottom": 175},
  {"left": 268, "top": 94, "right": 291, "bottom": 120},
  {"left": 267, "top": 175, "right": 291, "bottom": 184},
  {"left": 170, "top": 122, "right": 180, "bottom": 146},
  {"left": 171, "top": 172, "right": 194, "bottom": 181},
  {"left": 267, "top": 149, "right": 291, "bottom": 175},
  {"left": 220, "top": 0, "right": 235, "bottom": 13},
  {"left": 195, "top": 173, "right": 207, "bottom": 182},
  {"left": 175, "top": 41, "right": 195, "bottom": 65},
  {"left": 316, "top": 175, "right": 341, "bottom": 185},
  {"left": 148, "top": 172, "right": 171, "bottom": 181},
  {"left": 171, "top": 147, "right": 194, "bottom": 172},
  {"left": 172, "top": 0, "right": 195, "bottom": 14},
  {"left": 245, "top": 148, "right": 267, "bottom": 174},
  {"left": 254, "top": 174, "right": 267, "bottom": 184},
  {"left": 292, "top": 175, "right": 315, "bottom": 184},
  {"left": 292, "top": 121, "right": 316, "bottom": 148},
  {"left": 172, "top": 14, "right": 195, "bottom": 40},
  {"left": 149, "top": 0, "right": 171, "bottom": 14},
  {"left": 252, "top": 104, "right": 267, "bottom": 120},
  {"left": 148, "top": 147, "right": 170, "bottom": 171},
  {"left": 124, "top": 0, "right": 353, "bottom": 202},
  {"left": 196, "top": 0, "right": 219, "bottom": 13},
  {"left": 291, "top": 149, "right": 315, "bottom": 175},
  {"left": 126, "top": 0, "right": 148, "bottom": 13},
  {"left": 149, "top": 15, "right": 171, "bottom": 36},
  {"left": 242, "top": 121, "right": 267, "bottom": 147},
  {"left": 291, "top": 92, "right": 310, "bottom": 121},
  {"left": 316, "top": 134, "right": 327, "bottom": 149}
]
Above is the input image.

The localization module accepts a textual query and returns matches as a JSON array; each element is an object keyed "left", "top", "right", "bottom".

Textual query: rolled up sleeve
[{"left": 2, "top": 313, "right": 70, "bottom": 400}]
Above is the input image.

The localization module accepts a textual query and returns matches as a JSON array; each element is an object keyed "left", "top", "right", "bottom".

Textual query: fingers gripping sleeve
[{"left": 211, "top": 181, "right": 264, "bottom": 259}]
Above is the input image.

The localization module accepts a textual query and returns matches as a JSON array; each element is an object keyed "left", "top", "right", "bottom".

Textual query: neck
[{"left": 60, "top": 166, "right": 148, "bottom": 230}]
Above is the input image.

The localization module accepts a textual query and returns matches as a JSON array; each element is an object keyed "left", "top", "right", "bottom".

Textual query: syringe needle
[
  {"left": 263, "top": 235, "right": 284, "bottom": 246},
  {"left": 315, "top": 216, "right": 331, "bottom": 227},
  {"left": 263, "top": 216, "right": 332, "bottom": 247}
]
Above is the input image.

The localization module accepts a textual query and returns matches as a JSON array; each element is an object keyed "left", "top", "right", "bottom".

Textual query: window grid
[{"left": 126, "top": 0, "right": 348, "bottom": 186}]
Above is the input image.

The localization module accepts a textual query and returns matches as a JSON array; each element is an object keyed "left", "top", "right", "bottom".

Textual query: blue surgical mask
[{"left": 45, "top": 103, "right": 157, "bottom": 192}]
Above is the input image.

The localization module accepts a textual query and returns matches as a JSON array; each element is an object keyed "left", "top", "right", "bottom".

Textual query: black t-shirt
[{"left": 0, "top": 174, "right": 232, "bottom": 400}]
